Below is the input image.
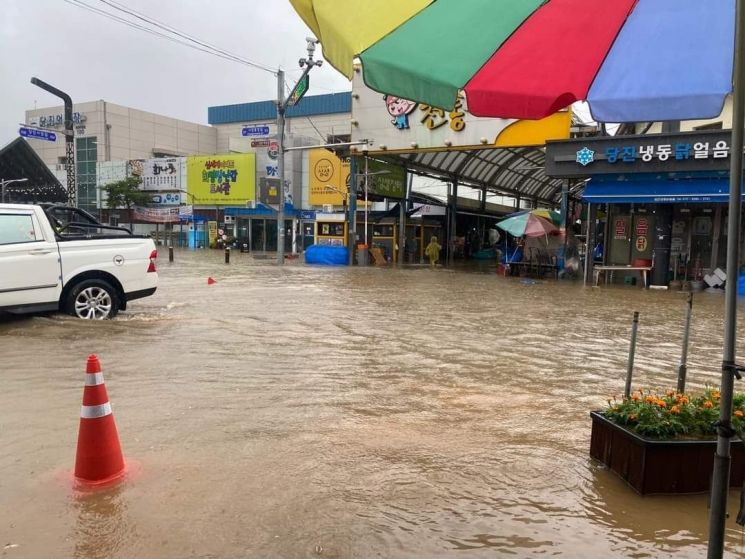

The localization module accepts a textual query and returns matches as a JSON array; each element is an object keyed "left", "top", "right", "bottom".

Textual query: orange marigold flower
[
  {"left": 657, "top": 400, "right": 667, "bottom": 408},
  {"left": 666, "top": 389, "right": 675, "bottom": 397},
  {"left": 678, "top": 396, "right": 690, "bottom": 404},
  {"left": 712, "top": 391, "right": 721, "bottom": 400},
  {"left": 631, "top": 394, "right": 640, "bottom": 401},
  {"left": 670, "top": 405, "right": 681, "bottom": 414},
  {"left": 735, "top": 410, "right": 744, "bottom": 418},
  {"left": 645, "top": 396, "right": 656, "bottom": 404},
  {"left": 703, "top": 400, "right": 714, "bottom": 409}
]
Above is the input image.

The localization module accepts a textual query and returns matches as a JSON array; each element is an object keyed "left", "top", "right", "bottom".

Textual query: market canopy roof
[
  {"left": 291, "top": 0, "right": 735, "bottom": 123},
  {"left": 0, "top": 137, "right": 66, "bottom": 203},
  {"left": 373, "top": 146, "right": 578, "bottom": 206}
]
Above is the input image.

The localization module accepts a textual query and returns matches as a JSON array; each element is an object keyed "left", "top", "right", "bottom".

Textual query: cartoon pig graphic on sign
[{"left": 384, "top": 95, "right": 417, "bottom": 130}]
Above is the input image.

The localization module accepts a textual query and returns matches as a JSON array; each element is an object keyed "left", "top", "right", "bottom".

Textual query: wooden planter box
[{"left": 589, "top": 411, "right": 745, "bottom": 495}]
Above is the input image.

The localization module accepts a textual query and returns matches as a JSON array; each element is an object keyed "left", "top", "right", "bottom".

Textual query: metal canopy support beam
[
  {"left": 448, "top": 180, "right": 458, "bottom": 267},
  {"left": 348, "top": 156, "right": 358, "bottom": 265},
  {"left": 708, "top": 0, "right": 745, "bottom": 556},
  {"left": 374, "top": 147, "right": 567, "bottom": 206}
]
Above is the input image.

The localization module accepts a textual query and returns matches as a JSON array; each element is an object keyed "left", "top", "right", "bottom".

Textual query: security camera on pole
[{"left": 276, "top": 37, "right": 322, "bottom": 265}]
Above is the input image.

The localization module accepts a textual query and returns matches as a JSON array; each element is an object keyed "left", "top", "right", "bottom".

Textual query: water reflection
[
  {"left": 72, "top": 484, "right": 133, "bottom": 559},
  {"left": 2, "top": 250, "right": 745, "bottom": 557}
]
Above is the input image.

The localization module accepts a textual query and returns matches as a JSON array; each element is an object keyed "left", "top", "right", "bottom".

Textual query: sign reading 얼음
[{"left": 186, "top": 154, "right": 256, "bottom": 205}]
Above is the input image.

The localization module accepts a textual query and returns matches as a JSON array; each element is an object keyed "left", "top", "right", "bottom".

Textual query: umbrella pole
[{"left": 708, "top": 0, "right": 745, "bottom": 556}]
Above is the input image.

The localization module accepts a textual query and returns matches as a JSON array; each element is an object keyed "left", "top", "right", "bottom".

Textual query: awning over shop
[
  {"left": 582, "top": 176, "right": 739, "bottom": 204},
  {"left": 225, "top": 202, "right": 298, "bottom": 217},
  {"left": 375, "top": 146, "right": 568, "bottom": 205}
]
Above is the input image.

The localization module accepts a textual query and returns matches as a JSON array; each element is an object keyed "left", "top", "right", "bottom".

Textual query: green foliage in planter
[{"left": 603, "top": 388, "right": 745, "bottom": 440}]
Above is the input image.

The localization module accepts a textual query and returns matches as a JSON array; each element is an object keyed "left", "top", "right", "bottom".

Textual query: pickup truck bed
[{"left": 0, "top": 203, "right": 158, "bottom": 319}]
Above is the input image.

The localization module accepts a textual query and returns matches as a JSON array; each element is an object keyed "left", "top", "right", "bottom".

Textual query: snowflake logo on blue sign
[{"left": 576, "top": 147, "right": 595, "bottom": 166}]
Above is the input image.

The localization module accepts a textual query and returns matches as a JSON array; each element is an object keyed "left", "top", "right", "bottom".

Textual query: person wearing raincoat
[{"left": 424, "top": 236, "right": 442, "bottom": 268}]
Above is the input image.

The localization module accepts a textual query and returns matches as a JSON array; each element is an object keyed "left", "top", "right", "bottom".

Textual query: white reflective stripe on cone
[
  {"left": 80, "top": 402, "right": 112, "bottom": 419},
  {"left": 84, "top": 373, "right": 105, "bottom": 386}
]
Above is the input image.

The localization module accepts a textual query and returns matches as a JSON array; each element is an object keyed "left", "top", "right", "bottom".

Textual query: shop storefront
[{"left": 546, "top": 130, "right": 743, "bottom": 287}]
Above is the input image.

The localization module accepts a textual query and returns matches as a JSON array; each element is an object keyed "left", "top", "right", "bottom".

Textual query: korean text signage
[
  {"left": 309, "top": 149, "right": 350, "bottom": 205},
  {"left": 365, "top": 158, "right": 406, "bottom": 199},
  {"left": 635, "top": 217, "right": 649, "bottom": 253},
  {"left": 36, "top": 112, "right": 84, "bottom": 128},
  {"left": 546, "top": 130, "right": 734, "bottom": 178},
  {"left": 129, "top": 158, "right": 182, "bottom": 191},
  {"left": 186, "top": 154, "right": 256, "bottom": 205},
  {"left": 150, "top": 192, "right": 182, "bottom": 206},
  {"left": 351, "top": 68, "right": 570, "bottom": 152},
  {"left": 133, "top": 206, "right": 181, "bottom": 223},
  {"left": 208, "top": 221, "right": 218, "bottom": 246},
  {"left": 614, "top": 218, "right": 627, "bottom": 240},
  {"left": 242, "top": 125, "right": 270, "bottom": 137},
  {"left": 19, "top": 127, "right": 56, "bottom": 142}
]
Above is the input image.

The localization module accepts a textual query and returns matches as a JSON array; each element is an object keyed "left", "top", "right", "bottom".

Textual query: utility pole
[
  {"left": 30, "top": 78, "right": 75, "bottom": 206},
  {"left": 708, "top": 0, "right": 745, "bottom": 556},
  {"left": 276, "top": 37, "right": 322, "bottom": 265}
]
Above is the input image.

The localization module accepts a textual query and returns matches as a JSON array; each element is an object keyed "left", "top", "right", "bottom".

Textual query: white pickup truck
[{"left": 0, "top": 203, "right": 158, "bottom": 319}]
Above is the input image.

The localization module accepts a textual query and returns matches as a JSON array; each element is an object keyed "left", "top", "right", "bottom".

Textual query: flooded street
[{"left": 4, "top": 249, "right": 745, "bottom": 558}]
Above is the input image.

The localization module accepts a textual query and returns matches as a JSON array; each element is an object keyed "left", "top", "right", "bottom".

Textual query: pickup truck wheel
[{"left": 66, "top": 279, "right": 119, "bottom": 320}]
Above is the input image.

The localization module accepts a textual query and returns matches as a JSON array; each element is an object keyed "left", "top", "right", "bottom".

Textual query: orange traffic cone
[
  {"left": 207, "top": 277, "right": 217, "bottom": 285},
  {"left": 74, "top": 355, "right": 125, "bottom": 488}
]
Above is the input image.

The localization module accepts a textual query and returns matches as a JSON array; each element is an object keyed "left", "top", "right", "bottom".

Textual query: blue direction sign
[
  {"left": 19, "top": 127, "right": 56, "bottom": 142},
  {"left": 241, "top": 125, "right": 270, "bottom": 137}
]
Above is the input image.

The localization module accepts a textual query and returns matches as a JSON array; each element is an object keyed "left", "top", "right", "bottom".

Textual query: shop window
[
  {"left": 373, "top": 225, "right": 394, "bottom": 237},
  {"left": 319, "top": 222, "right": 344, "bottom": 236}
]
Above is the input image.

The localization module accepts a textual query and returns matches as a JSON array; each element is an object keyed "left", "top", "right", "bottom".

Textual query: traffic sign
[
  {"left": 241, "top": 125, "right": 270, "bottom": 137},
  {"left": 289, "top": 75, "right": 309, "bottom": 106},
  {"left": 19, "top": 127, "right": 56, "bottom": 142}
]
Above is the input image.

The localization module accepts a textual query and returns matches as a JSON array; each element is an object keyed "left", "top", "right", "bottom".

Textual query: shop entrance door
[
  {"left": 609, "top": 215, "right": 631, "bottom": 265},
  {"left": 302, "top": 222, "right": 315, "bottom": 250},
  {"left": 251, "top": 219, "right": 265, "bottom": 252},
  {"left": 266, "top": 219, "right": 278, "bottom": 252}
]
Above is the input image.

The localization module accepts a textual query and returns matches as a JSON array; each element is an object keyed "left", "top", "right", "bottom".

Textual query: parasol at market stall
[
  {"left": 504, "top": 208, "right": 562, "bottom": 226},
  {"left": 496, "top": 213, "right": 558, "bottom": 241},
  {"left": 289, "top": 1, "right": 745, "bottom": 553},
  {"left": 496, "top": 212, "right": 558, "bottom": 263}
]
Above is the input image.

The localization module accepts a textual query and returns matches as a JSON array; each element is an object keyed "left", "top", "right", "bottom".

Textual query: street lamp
[
  {"left": 276, "top": 38, "right": 323, "bottom": 264},
  {"left": 1, "top": 178, "right": 29, "bottom": 203}
]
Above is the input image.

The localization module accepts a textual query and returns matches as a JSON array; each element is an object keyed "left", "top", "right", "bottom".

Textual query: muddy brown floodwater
[{"left": 3, "top": 249, "right": 745, "bottom": 558}]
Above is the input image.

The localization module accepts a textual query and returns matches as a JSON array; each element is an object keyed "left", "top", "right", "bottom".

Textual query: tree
[{"left": 102, "top": 177, "right": 151, "bottom": 211}]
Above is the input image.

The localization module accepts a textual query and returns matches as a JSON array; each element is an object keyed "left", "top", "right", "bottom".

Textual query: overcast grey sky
[{"left": 0, "top": 0, "right": 351, "bottom": 145}]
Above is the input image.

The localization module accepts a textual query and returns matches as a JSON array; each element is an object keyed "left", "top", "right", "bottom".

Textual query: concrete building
[
  {"left": 24, "top": 100, "right": 217, "bottom": 211},
  {"left": 207, "top": 92, "right": 352, "bottom": 154}
]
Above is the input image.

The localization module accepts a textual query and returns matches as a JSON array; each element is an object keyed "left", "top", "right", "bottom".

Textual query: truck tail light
[{"left": 147, "top": 249, "right": 157, "bottom": 273}]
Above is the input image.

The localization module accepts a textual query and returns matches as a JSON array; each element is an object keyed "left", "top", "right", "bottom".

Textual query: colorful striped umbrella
[
  {"left": 505, "top": 209, "right": 562, "bottom": 226},
  {"left": 496, "top": 213, "right": 558, "bottom": 239},
  {"left": 290, "top": 0, "right": 735, "bottom": 123}
]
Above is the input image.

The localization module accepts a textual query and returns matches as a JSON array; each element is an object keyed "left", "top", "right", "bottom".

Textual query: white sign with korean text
[
  {"left": 351, "top": 69, "right": 517, "bottom": 152},
  {"left": 128, "top": 158, "right": 184, "bottom": 191}
]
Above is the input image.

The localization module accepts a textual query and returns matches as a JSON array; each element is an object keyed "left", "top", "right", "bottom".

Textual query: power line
[
  {"left": 95, "top": 0, "right": 276, "bottom": 74},
  {"left": 60, "top": 0, "right": 276, "bottom": 74}
]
